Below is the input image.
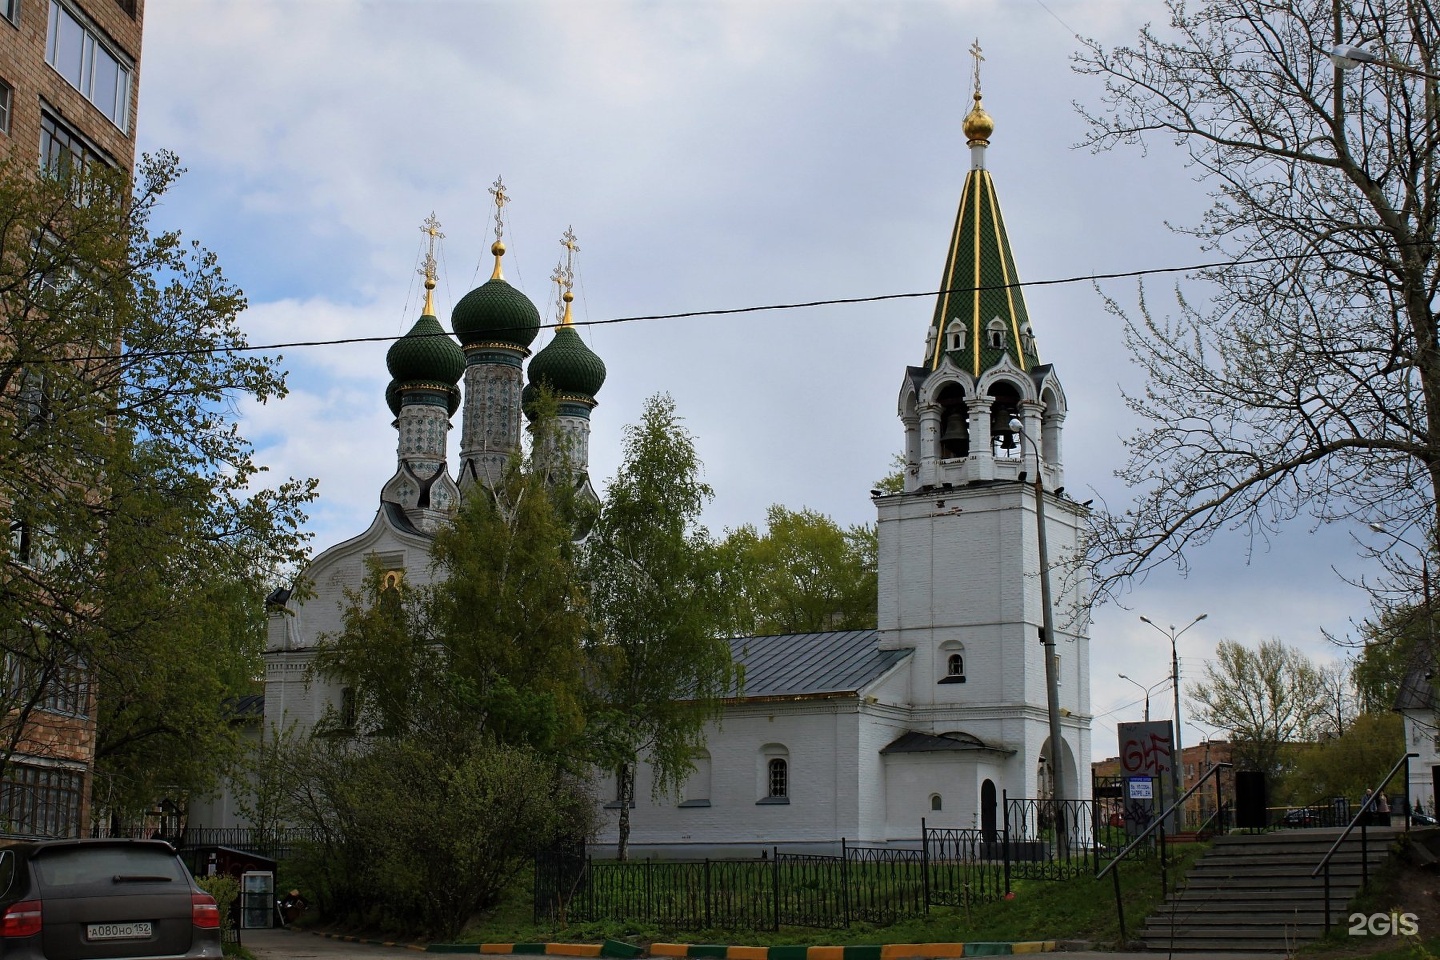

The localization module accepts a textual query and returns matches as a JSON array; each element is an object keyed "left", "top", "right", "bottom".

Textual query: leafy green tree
[
  {"left": 1074, "top": 0, "right": 1440, "bottom": 594},
  {"left": 1352, "top": 601, "right": 1434, "bottom": 713},
  {"left": 582, "top": 394, "right": 733, "bottom": 860},
  {"left": 0, "top": 153, "right": 313, "bottom": 815},
  {"left": 315, "top": 436, "right": 590, "bottom": 753},
  {"left": 719, "top": 505, "right": 877, "bottom": 635},
  {"left": 244, "top": 731, "right": 588, "bottom": 939},
  {"left": 1279, "top": 711, "right": 1405, "bottom": 806},
  {"left": 1187, "top": 638, "right": 1327, "bottom": 782},
  {"left": 873, "top": 453, "right": 906, "bottom": 495}
]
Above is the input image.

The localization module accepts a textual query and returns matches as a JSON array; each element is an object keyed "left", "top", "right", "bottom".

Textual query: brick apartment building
[{"left": 0, "top": 0, "right": 144, "bottom": 837}]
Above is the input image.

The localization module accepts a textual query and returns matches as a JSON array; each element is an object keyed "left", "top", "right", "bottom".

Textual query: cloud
[{"left": 138, "top": 0, "right": 1386, "bottom": 764}]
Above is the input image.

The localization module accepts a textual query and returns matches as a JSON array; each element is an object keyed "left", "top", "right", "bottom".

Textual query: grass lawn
[{"left": 458, "top": 843, "right": 1208, "bottom": 948}]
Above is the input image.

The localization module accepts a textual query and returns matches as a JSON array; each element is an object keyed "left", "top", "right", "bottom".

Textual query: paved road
[
  {"left": 241, "top": 928, "right": 418, "bottom": 960},
  {"left": 236, "top": 929, "right": 1288, "bottom": 960}
]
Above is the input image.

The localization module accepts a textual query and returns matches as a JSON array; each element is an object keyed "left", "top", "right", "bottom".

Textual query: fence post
[
  {"left": 772, "top": 846, "right": 780, "bottom": 932},
  {"left": 920, "top": 818, "right": 930, "bottom": 913},
  {"left": 841, "top": 838, "right": 851, "bottom": 928},
  {"left": 1002, "top": 790, "right": 1011, "bottom": 895},
  {"left": 704, "top": 859, "right": 711, "bottom": 930},
  {"left": 645, "top": 857, "right": 653, "bottom": 923}
]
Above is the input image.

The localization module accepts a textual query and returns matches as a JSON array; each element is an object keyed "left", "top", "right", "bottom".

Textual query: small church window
[
  {"left": 988, "top": 318, "right": 1006, "bottom": 349},
  {"left": 930, "top": 794, "right": 942, "bottom": 812},
  {"left": 340, "top": 687, "right": 357, "bottom": 731},
  {"left": 946, "top": 318, "right": 966, "bottom": 351},
  {"left": 768, "top": 758, "right": 788, "bottom": 799},
  {"left": 939, "top": 643, "right": 966, "bottom": 684}
]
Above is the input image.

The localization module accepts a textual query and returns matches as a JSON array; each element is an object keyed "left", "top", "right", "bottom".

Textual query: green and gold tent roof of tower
[{"left": 927, "top": 92, "right": 1039, "bottom": 377}]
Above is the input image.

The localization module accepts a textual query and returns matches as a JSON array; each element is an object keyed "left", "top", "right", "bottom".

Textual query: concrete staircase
[{"left": 1138, "top": 827, "right": 1400, "bottom": 953}]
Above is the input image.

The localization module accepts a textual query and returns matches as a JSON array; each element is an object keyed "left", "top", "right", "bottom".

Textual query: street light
[
  {"left": 1118, "top": 673, "right": 1169, "bottom": 722},
  {"left": 1008, "top": 416, "right": 1066, "bottom": 811},
  {"left": 1328, "top": 43, "right": 1440, "bottom": 81},
  {"left": 1139, "top": 613, "right": 1208, "bottom": 832}
]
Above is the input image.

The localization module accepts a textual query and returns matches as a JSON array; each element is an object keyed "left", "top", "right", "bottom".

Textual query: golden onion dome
[{"left": 962, "top": 92, "right": 994, "bottom": 145}]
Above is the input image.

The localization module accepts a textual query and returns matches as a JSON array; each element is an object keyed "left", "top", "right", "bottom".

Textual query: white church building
[{"left": 192, "top": 83, "right": 1093, "bottom": 854}]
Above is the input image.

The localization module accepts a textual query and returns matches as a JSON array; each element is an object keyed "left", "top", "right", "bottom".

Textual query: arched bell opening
[
  {"left": 988, "top": 380, "right": 1022, "bottom": 457},
  {"left": 937, "top": 383, "right": 969, "bottom": 459},
  {"left": 1040, "top": 386, "right": 1062, "bottom": 467}
]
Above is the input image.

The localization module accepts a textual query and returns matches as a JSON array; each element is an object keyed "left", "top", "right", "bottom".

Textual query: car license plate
[{"left": 87, "top": 922, "right": 152, "bottom": 940}]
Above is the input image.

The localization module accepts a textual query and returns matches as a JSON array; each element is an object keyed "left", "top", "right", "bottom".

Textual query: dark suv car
[{"left": 0, "top": 839, "right": 221, "bottom": 960}]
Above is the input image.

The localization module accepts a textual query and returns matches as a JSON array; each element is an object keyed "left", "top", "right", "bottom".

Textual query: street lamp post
[
  {"left": 1008, "top": 417, "right": 1067, "bottom": 819},
  {"left": 1328, "top": 43, "right": 1440, "bottom": 82},
  {"left": 1118, "top": 673, "right": 1169, "bottom": 722},
  {"left": 1139, "top": 613, "right": 1208, "bottom": 833}
]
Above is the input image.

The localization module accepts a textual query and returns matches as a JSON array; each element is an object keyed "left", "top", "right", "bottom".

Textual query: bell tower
[{"left": 875, "top": 52, "right": 1091, "bottom": 803}]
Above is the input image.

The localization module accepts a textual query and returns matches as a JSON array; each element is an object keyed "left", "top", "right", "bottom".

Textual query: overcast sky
[{"left": 135, "top": 0, "right": 1388, "bottom": 763}]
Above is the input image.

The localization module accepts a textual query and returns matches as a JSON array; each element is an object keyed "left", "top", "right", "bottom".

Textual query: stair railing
[
  {"left": 1311, "top": 751, "right": 1416, "bottom": 933},
  {"left": 1096, "top": 761, "right": 1232, "bottom": 945}
]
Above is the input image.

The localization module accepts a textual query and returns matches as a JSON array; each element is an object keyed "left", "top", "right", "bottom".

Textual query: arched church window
[
  {"left": 946, "top": 318, "right": 966, "bottom": 351},
  {"left": 987, "top": 318, "right": 1006, "bottom": 349},
  {"left": 988, "top": 381, "right": 1022, "bottom": 455},
  {"left": 930, "top": 794, "right": 942, "bottom": 811},
  {"left": 339, "top": 687, "right": 357, "bottom": 731},
  {"left": 759, "top": 744, "right": 791, "bottom": 804},
  {"left": 939, "top": 642, "right": 966, "bottom": 684},
  {"left": 768, "top": 758, "right": 788, "bottom": 799},
  {"left": 937, "top": 384, "right": 969, "bottom": 459}
]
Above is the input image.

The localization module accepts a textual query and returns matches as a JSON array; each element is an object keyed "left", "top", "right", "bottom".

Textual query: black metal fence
[
  {"left": 90, "top": 824, "right": 319, "bottom": 861},
  {"left": 920, "top": 826, "right": 1007, "bottom": 908},
  {"left": 1003, "top": 794, "right": 1156, "bottom": 882},
  {"left": 535, "top": 812, "right": 1104, "bottom": 931}
]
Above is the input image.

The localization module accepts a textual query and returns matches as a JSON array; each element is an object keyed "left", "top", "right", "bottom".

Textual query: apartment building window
[
  {"left": 0, "top": 762, "right": 83, "bottom": 838},
  {"left": 4, "top": 652, "right": 89, "bottom": 718},
  {"left": 36, "top": 659, "right": 88, "bottom": 717},
  {"left": 0, "top": 79, "right": 11, "bottom": 135},
  {"left": 45, "top": 0, "right": 132, "bottom": 132},
  {"left": 40, "top": 109, "right": 112, "bottom": 185},
  {"left": 2, "top": 1, "right": 17, "bottom": 27}
]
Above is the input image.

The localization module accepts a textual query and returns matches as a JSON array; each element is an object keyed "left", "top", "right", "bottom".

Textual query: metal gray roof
[
  {"left": 1394, "top": 640, "right": 1436, "bottom": 712},
  {"left": 729, "top": 630, "right": 910, "bottom": 698},
  {"left": 880, "top": 730, "right": 1014, "bottom": 757}
]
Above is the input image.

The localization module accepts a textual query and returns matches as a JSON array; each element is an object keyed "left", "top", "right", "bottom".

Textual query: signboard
[
  {"left": 1118, "top": 721, "right": 1175, "bottom": 777},
  {"left": 1128, "top": 777, "right": 1153, "bottom": 799}
]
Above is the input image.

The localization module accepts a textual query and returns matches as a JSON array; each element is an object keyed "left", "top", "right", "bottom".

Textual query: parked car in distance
[
  {"left": 1280, "top": 808, "right": 1319, "bottom": 827},
  {"left": 0, "top": 839, "right": 221, "bottom": 960},
  {"left": 1412, "top": 810, "right": 1439, "bottom": 827}
]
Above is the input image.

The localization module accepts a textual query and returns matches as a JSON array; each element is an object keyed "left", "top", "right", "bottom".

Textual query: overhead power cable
[{"left": 0, "top": 247, "right": 1361, "bottom": 367}]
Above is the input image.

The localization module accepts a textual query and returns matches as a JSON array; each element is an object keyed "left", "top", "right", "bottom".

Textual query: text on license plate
[{"left": 87, "top": 922, "right": 152, "bottom": 940}]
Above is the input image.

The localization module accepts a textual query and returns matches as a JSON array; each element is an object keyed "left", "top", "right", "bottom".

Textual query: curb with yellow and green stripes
[{"left": 420, "top": 942, "right": 1058, "bottom": 958}]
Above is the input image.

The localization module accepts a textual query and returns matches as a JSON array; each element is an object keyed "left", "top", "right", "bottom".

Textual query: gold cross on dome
[
  {"left": 969, "top": 38, "right": 985, "bottom": 96},
  {"left": 488, "top": 176, "right": 511, "bottom": 243},
  {"left": 418, "top": 212, "right": 444, "bottom": 284},
  {"left": 549, "top": 261, "right": 567, "bottom": 319},
  {"left": 560, "top": 225, "right": 579, "bottom": 290}
]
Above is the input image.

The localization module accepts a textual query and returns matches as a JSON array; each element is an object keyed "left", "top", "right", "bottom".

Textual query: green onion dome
[
  {"left": 527, "top": 294, "right": 606, "bottom": 400},
  {"left": 386, "top": 311, "right": 465, "bottom": 386},
  {"left": 386, "top": 379, "right": 460, "bottom": 417},
  {"left": 451, "top": 242, "right": 541, "bottom": 349}
]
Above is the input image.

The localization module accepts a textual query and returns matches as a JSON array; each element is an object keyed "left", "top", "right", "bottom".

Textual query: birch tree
[{"left": 582, "top": 394, "right": 733, "bottom": 860}]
